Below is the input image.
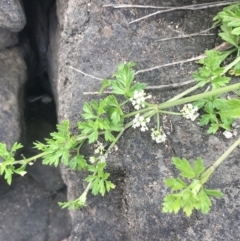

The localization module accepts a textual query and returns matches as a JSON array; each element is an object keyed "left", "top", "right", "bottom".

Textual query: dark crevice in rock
[{"left": 14, "top": 0, "right": 72, "bottom": 240}]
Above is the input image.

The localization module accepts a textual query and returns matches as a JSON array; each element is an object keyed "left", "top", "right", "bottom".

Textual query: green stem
[
  {"left": 120, "top": 99, "right": 130, "bottom": 107},
  {"left": 158, "top": 83, "right": 240, "bottom": 110},
  {"left": 76, "top": 132, "right": 105, "bottom": 142},
  {"left": 223, "top": 55, "right": 240, "bottom": 74},
  {"left": 201, "top": 136, "right": 240, "bottom": 184},
  {"left": 77, "top": 140, "right": 85, "bottom": 156},
  {"left": 75, "top": 126, "right": 127, "bottom": 204},
  {"left": 13, "top": 152, "right": 46, "bottom": 165},
  {"left": 165, "top": 56, "right": 240, "bottom": 103},
  {"left": 159, "top": 110, "right": 182, "bottom": 115},
  {"left": 156, "top": 112, "right": 160, "bottom": 130},
  {"left": 123, "top": 106, "right": 154, "bottom": 118},
  {"left": 167, "top": 84, "right": 199, "bottom": 102}
]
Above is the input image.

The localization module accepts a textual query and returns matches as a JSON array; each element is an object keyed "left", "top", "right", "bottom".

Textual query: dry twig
[
  {"left": 83, "top": 80, "right": 195, "bottom": 95},
  {"left": 69, "top": 66, "right": 103, "bottom": 81},
  {"left": 103, "top": 1, "right": 238, "bottom": 24},
  {"left": 135, "top": 56, "right": 202, "bottom": 75},
  {"left": 155, "top": 26, "right": 215, "bottom": 42}
]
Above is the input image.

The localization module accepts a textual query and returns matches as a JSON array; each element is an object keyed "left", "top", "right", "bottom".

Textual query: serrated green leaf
[
  {"left": 204, "top": 188, "right": 224, "bottom": 197},
  {"left": 106, "top": 180, "right": 115, "bottom": 192},
  {"left": 172, "top": 157, "right": 196, "bottom": 179},
  {"left": 104, "top": 130, "right": 115, "bottom": 142},
  {"left": 11, "top": 142, "right": 23, "bottom": 152},
  {"left": 99, "top": 179, "right": 105, "bottom": 196},
  {"left": 69, "top": 155, "right": 87, "bottom": 170},
  {"left": 211, "top": 76, "right": 231, "bottom": 89},
  {"left": 199, "top": 114, "right": 211, "bottom": 126},
  {"left": 219, "top": 99, "right": 240, "bottom": 119},
  {"left": 82, "top": 103, "right": 96, "bottom": 120},
  {"left": 88, "top": 130, "right": 99, "bottom": 143},
  {"left": 128, "top": 83, "right": 146, "bottom": 96},
  {"left": 193, "top": 99, "right": 208, "bottom": 109},
  {"left": 232, "top": 26, "right": 240, "bottom": 35},
  {"left": 5, "top": 168, "right": 13, "bottom": 185},
  {"left": 61, "top": 151, "right": 69, "bottom": 165},
  {"left": 207, "top": 123, "right": 219, "bottom": 134},
  {"left": 183, "top": 200, "right": 193, "bottom": 217},
  {"left": 87, "top": 165, "right": 96, "bottom": 173},
  {"left": 99, "top": 79, "right": 112, "bottom": 94},
  {"left": 165, "top": 177, "right": 187, "bottom": 191},
  {"left": 85, "top": 175, "right": 96, "bottom": 182},
  {"left": 219, "top": 23, "right": 239, "bottom": 47},
  {"left": 197, "top": 189, "right": 211, "bottom": 214},
  {"left": 91, "top": 178, "right": 100, "bottom": 195},
  {"left": 193, "top": 158, "right": 205, "bottom": 177},
  {"left": 14, "top": 165, "right": 27, "bottom": 176}
]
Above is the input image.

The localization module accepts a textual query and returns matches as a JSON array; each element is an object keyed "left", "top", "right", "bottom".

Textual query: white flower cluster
[
  {"left": 181, "top": 104, "right": 199, "bottom": 121},
  {"left": 89, "top": 142, "right": 107, "bottom": 164},
  {"left": 94, "top": 142, "right": 105, "bottom": 155},
  {"left": 132, "top": 114, "right": 150, "bottom": 132},
  {"left": 151, "top": 128, "right": 166, "bottom": 143},
  {"left": 130, "top": 90, "right": 152, "bottom": 110}
]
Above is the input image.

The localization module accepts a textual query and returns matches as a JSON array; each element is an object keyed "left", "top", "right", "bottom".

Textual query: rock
[
  {"left": 0, "top": 0, "right": 26, "bottom": 32},
  {"left": 48, "top": 0, "right": 240, "bottom": 240},
  {"left": 0, "top": 28, "right": 18, "bottom": 50},
  {"left": 0, "top": 47, "right": 27, "bottom": 149}
]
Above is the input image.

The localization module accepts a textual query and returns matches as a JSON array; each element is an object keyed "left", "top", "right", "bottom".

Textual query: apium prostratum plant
[{"left": 1, "top": 3, "right": 240, "bottom": 216}]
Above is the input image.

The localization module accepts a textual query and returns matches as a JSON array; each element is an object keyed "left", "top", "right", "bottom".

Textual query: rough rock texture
[
  {"left": 0, "top": 0, "right": 26, "bottom": 32},
  {"left": 0, "top": 47, "right": 27, "bottom": 149},
  {"left": 0, "top": 28, "right": 18, "bottom": 50},
  {"left": 0, "top": 95, "right": 72, "bottom": 241},
  {"left": 48, "top": 0, "right": 240, "bottom": 240}
]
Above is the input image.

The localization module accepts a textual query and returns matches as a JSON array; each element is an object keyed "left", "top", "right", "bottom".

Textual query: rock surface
[
  {"left": 0, "top": 47, "right": 27, "bottom": 149},
  {"left": 0, "top": 1, "right": 71, "bottom": 240},
  {"left": 48, "top": 0, "right": 240, "bottom": 240},
  {"left": 0, "top": 0, "right": 26, "bottom": 32},
  {"left": 0, "top": 97, "right": 72, "bottom": 241},
  {"left": 0, "top": 28, "right": 18, "bottom": 50}
]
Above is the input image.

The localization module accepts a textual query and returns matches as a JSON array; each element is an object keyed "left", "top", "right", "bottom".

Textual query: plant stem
[
  {"left": 158, "top": 83, "right": 240, "bottom": 110},
  {"left": 167, "top": 84, "right": 199, "bottom": 102},
  {"left": 159, "top": 110, "right": 182, "bottom": 115},
  {"left": 123, "top": 106, "right": 154, "bottom": 118},
  {"left": 223, "top": 55, "right": 240, "bottom": 74},
  {"left": 201, "top": 136, "right": 240, "bottom": 184},
  {"left": 157, "top": 112, "right": 160, "bottom": 130},
  {"left": 165, "top": 56, "right": 240, "bottom": 103},
  {"left": 13, "top": 152, "right": 46, "bottom": 165},
  {"left": 120, "top": 99, "right": 130, "bottom": 107}
]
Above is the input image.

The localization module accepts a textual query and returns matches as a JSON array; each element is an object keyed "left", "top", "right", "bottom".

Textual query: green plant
[
  {"left": 214, "top": 2, "right": 240, "bottom": 75},
  {"left": 1, "top": 3, "right": 240, "bottom": 216}
]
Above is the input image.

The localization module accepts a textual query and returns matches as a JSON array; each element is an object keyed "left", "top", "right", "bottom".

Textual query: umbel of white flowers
[
  {"left": 181, "top": 103, "right": 199, "bottom": 121},
  {"left": 130, "top": 90, "right": 152, "bottom": 110}
]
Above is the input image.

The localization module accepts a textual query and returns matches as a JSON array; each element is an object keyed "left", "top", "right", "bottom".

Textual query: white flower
[
  {"left": 89, "top": 156, "right": 96, "bottom": 163},
  {"left": 130, "top": 90, "right": 152, "bottom": 110},
  {"left": 132, "top": 114, "right": 150, "bottom": 132},
  {"left": 99, "top": 155, "right": 106, "bottom": 163},
  {"left": 151, "top": 128, "right": 166, "bottom": 143},
  {"left": 181, "top": 104, "right": 199, "bottom": 121},
  {"left": 94, "top": 142, "right": 105, "bottom": 155}
]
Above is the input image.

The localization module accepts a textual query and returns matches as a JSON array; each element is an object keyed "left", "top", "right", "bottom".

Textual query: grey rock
[
  {"left": 0, "top": 0, "right": 26, "bottom": 32},
  {"left": 0, "top": 47, "right": 27, "bottom": 149},
  {"left": 0, "top": 28, "right": 18, "bottom": 50},
  {"left": 48, "top": 0, "right": 240, "bottom": 240},
  {"left": 0, "top": 177, "right": 49, "bottom": 241}
]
